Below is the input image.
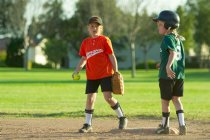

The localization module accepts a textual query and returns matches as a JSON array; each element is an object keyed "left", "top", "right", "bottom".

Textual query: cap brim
[
  {"left": 88, "top": 16, "right": 103, "bottom": 25},
  {"left": 152, "top": 18, "right": 158, "bottom": 22},
  {"left": 94, "top": 22, "right": 102, "bottom": 25},
  {"left": 88, "top": 21, "right": 102, "bottom": 25}
]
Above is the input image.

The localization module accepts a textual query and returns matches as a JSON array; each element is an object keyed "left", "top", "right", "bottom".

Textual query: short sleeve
[
  {"left": 79, "top": 41, "right": 86, "bottom": 56},
  {"left": 163, "top": 36, "right": 176, "bottom": 51},
  {"left": 104, "top": 37, "right": 113, "bottom": 54}
]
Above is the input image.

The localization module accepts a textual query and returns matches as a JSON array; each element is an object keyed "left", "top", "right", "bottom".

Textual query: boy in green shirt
[{"left": 153, "top": 10, "right": 186, "bottom": 135}]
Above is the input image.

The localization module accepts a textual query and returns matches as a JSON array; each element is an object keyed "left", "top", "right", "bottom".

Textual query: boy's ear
[{"left": 100, "top": 25, "right": 103, "bottom": 31}]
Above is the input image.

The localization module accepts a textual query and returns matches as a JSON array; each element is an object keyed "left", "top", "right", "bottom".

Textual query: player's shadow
[{"left": 109, "top": 127, "right": 179, "bottom": 135}]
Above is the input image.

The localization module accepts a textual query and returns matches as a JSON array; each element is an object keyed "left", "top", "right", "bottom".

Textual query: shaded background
[{"left": 0, "top": 0, "right": 210, "bottom": 76}]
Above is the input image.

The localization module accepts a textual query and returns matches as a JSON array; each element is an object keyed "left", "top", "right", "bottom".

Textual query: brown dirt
[{"left": 0, "top": 118, "right": 210, "bottom": 140}]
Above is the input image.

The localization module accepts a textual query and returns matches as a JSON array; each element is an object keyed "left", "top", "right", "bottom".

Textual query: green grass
[{"left": 0, "top": 68, "right": 210, "bottom": 120}]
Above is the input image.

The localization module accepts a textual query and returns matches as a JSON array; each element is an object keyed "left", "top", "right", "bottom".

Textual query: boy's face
[
  {"left": 157, "top": 20, "right": 167, "bottom": 35},
  {"left": 88, "top": 23, "right": 103, "bottom": 37}
]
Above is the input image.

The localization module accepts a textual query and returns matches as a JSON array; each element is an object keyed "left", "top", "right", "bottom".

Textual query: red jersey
[{"left": 79, "top": 35, "right": 114, "bottom": 80}]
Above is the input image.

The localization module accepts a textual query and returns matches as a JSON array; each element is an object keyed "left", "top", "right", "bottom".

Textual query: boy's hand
[
  {"left": 166, "top": 67, "right": 175, "bottom": 79},
  {"left": 72, "top": 72, "right": 80, "bottom": 80},
  {"left": 156, "top": 63, "right": 160, "bottom": 69}
]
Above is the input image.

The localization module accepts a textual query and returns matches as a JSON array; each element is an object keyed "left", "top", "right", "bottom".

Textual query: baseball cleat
[
  {"left": 119, "top": 117, "right": 128, "bottom": 129},
  {"left": 179, "top": 125, "right": 187, "bottom": 135},
  {"left": 156, "top": 124, "right": 169, "bottom": 134},
  {"left": 79, "top": 123, "right": 92, "bottom": 133}
]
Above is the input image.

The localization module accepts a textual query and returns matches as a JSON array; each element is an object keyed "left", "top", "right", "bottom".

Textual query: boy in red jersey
[{"left": 72, "top": 16, "right": 127, "bottom": 133}]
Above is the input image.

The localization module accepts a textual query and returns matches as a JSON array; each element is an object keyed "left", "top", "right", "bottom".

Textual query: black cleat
[
  {"left": 119, "top": 117, "right": 128, "bottom": 129},
  {"left": 156, "top": 124, "right": 169, "bottom": 134},
  {"left": 79, "top": 123, "right": 92, "bottom": 133},
  {"left": 179, "top": 125, "right": 187, "bottom": 135}
]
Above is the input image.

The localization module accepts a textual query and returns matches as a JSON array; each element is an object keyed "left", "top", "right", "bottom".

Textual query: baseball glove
[{"left": 112, "top": 72, "right": 124, "bottom": 95}]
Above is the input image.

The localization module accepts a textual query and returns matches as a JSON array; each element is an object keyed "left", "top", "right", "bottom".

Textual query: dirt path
[{"left": 0, "top": 118, "right": 209, "bottom": 140}]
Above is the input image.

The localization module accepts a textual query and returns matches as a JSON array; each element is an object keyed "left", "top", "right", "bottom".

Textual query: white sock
[
  {"left": 115, "top": 107, "right": 124, "bottom": 118},
  {"left": 162, "top": 117, "right": 170, "bottom": 127},
  {"left": 178, "top": 113, "right": 185, "bottom": 126},
  {"left": 85, "top": 113, "right": 92, "bottom": 125}
]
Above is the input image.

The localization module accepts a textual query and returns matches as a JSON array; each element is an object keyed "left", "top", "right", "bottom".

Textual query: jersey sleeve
[
  {"left": 163, "top": 36, "right": 176, "bottom": 51},
  {"left": 104, "top": 37, "right": 113, "bottom": 54},
  {"left": 79, "top": 41, "right": 86, "bottom": 57}
]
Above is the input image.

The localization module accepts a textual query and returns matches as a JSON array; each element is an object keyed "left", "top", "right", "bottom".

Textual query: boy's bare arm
[
  {"left": 166, "top": 50, "right": 176, "bottom": 79},
  {"left": 108, "top": 54, "right": 118, "bottom": 73},
  {"left": 74, "top": 56, "right": 87, "bottom": 73}
]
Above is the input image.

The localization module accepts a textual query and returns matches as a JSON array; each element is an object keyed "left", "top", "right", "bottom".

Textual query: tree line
[{"left": 0, "top": 0, "right": 209, "bottom": 72}]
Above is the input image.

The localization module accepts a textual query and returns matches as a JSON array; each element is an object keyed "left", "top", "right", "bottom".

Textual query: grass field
[{"left": 0, "top": 68, "right": 210, "bottom": 120}]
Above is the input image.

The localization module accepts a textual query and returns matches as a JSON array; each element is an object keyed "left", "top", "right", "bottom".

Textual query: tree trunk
[
  {"left": 23, "top": 26, "right": 29, "bottom": 71},
  {"left": 130, "top": 42, "right": 136, "bottom": 78},
  {"left": 208, "top": 49, "right": 210, "bottom": 72},
  {"left": 23, "top": 40, "right": 29, "bottom": 71},
  {"left": 143, "top": 47, "right": 148, "bottom": 71}
]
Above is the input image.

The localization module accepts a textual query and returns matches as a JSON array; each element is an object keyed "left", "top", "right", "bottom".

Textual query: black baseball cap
[
  {"left": 153, "top": 10, "right": 180, "bottom": 29},
  {"left": 88, "top": 16, "right": 103, "bottom": 25}
]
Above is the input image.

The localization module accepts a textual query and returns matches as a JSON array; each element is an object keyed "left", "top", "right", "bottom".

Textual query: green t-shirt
[{"left": 159, "top": 33, "right": 185, "bottom": 79}]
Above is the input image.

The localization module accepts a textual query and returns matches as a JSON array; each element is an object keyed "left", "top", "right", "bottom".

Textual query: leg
[
  {"left": 79, "top": 78, "right": 99, "bottom": 133},
  {"left": 172, "top": 96, "right": 186, "bottom": 135},
  {"left": 172, "top": 96, "right": 183, "bottom": 111},
  {"left": 85, "top": 93, "right": 97, "bottom": 125},
  {"left": 172, "top": 80, "right": 186, "bottom": 135},
  {"left": 79, "top": 93, "right": 96, "bottom": 133},
  {"left": 103, "top": 91, "right": 117, "bottom": 107},
  {"left": 157, "top": 79, "right": 173, "bottom": 134},
  {"left": 161, "top": 99, "right": 170, "bottom": 113},
  {"left": 86, "top": 93, "right": 97, "bottom": 110},
  {"left": 101, "top": 76, "right": 127, "bottom": 129},
  {"left": 156, "top": 99, "right": 170, "bottom": 134},
  {"left": 159, "top": 79, "right": 171, "bottom": 128},
  {"left": 161, "top": 99, "right": 170, "bottom": 128},
  {"left": 103, "top": 91, "right": 124, "bottom": 118},
  {"left": 103, "top": 91, "right": 127, "bottom": 129},
  {"left": 100, "top": 76, "right": 118, "bottom": 107},
  {"left": 84, "top": 79, "right": 99, "bottom": 125}
]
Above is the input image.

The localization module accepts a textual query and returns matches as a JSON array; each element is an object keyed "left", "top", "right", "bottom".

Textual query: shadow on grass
[
  {"left": 185, "top": 71, "right": 210, "bottom": 82},
  {"left": 0, "top": 111, "right": 161, "bottom": 119},
  {"left": 1, "top": 70, "right": 209, "bottom": 84},
  {"left": 0, "top": 111, "right": 84, "bottom": 118}
]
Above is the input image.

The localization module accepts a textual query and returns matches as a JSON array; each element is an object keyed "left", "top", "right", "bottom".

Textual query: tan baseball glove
[{"left": 112, "top": 72, "right": 124, "bottom": 95}]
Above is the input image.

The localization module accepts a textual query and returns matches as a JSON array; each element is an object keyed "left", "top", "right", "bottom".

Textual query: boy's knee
[
  {"left": 162, "top": 99, "right": 170, "bottom": 105},
  {"left": 172, "top": 96, "right": 180, "bottom": 102},
  {"left": 104, "top": 97, "right": 112, "bottom": 103}
]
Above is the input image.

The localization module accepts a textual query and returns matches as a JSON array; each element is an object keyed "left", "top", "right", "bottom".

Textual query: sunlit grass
[{"left": 0, "top": 68, "right": 209, "bottom": 120}]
